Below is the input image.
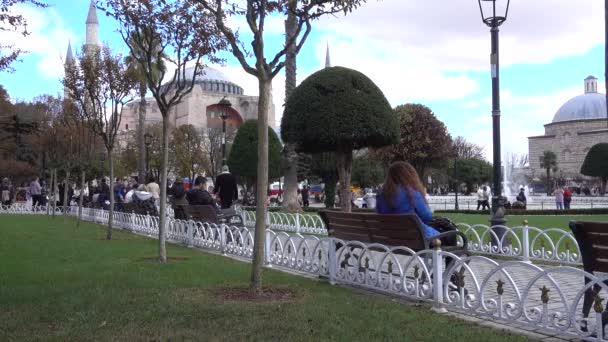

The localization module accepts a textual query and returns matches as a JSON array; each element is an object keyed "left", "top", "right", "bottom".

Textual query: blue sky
[{"left": 0, "top": 0, "right": 605, "bottom": 161}]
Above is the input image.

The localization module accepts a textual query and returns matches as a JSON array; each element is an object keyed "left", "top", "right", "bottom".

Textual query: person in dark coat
[
  {"left": 187, "top": 176, "right": 216, "bottom": 206},
  {"left": 213, "top": 165, "right": 238, "bottom": 209}
]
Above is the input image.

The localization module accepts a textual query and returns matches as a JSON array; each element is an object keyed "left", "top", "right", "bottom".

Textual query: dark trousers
[
  {"left": 220, "top": 198, "right": 233, "bottom": 209},
  {"left": 32, "top": 195, "right": 42, "bottom": 207}
]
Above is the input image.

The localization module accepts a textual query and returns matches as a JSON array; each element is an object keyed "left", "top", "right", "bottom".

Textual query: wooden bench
[
  {"left": 319, "top": 210, "right": 468, "bottom": 254},
  {"left": 569, "top": 221, "right": 608, "bottom": 329},
  {"left": 180, "top": 205, "right": 244, "bottom": 226}
]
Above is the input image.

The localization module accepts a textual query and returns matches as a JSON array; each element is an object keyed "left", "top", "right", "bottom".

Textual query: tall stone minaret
[
  {"left": 64, "top": 41, "right": 75, "bottom": 99},
  {"left": 325, "top": 42, "right": 331, "bottom": 68},
  {"left": 85, "top": 0, "right": 99, "bottom": 53}
]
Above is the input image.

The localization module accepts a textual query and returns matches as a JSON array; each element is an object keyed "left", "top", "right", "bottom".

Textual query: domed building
[
  {"left": 528, "top": 76, "right": 608, "bottom": 178},
  {"left": 119, "top": 66, "right": 275, "bottom": 132}
]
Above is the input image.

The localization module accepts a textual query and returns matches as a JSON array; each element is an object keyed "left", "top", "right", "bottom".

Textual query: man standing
[
  {"left": 214, "top": 166, "right": 238, "bottom": 209},
  {"left": 29, "top": 177, "right": 42, "bottom": 207}
]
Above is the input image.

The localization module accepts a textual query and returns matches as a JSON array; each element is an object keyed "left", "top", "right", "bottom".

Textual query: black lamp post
[
  {"left": 478, "top": 0, "right": 510, "bottom": 230},
  {"left": 144, "top": 132, "right": 152, "bottom": 180},
  {"left": 217, "top": 96, "right": 232, "bottom": 167},
  {"left": 453, "top": 159, "right": 459, "bottom": 211}
]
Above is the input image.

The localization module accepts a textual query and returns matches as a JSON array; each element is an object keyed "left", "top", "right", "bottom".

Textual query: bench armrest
[{"left": 427, "top": 230, "right": 468, "bottom": 251}]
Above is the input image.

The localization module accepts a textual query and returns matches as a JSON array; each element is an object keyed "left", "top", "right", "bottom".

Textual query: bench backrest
[
  {"left": 183, "top": 205, "right": 220, "bottom": 224},
  {"left": 570, "top": 221, "right": 608, "bottom": 273},
  {"left": 320, "top": 211, "right": 426, "bottom": 250}
]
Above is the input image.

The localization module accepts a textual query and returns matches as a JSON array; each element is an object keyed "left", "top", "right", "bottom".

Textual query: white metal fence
[{"left": 2, "top": 204, "right": 607, "bottom": 340}]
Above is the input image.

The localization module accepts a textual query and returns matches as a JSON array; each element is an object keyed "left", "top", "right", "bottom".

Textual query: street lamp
[
  {"left": 217, "top": 96, "right": 232, "bottom": 166},
  {"left": 144, "top": 131, "right": 152, "bottom": 180},
  {"left": 453, "top": 159, "right": 459, "bottom": 211},
  {"left": 478, "top": 0, "right": 510, "bottom": 230}
]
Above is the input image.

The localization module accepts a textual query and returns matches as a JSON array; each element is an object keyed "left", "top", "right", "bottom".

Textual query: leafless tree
[
  {"left": 63, "top": 45, "right": 138, "bottom": 240},
  {"left": 196, "top": 0, "right": 370, "bottom": 296},
  {"left": 102, "top": 0, "right": 226, "bottom": 262},
  {"left": 452, "top": 136, "right": 485, "bottom": 160}
]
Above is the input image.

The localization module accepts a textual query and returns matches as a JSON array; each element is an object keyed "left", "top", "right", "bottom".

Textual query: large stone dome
[
  {"left": 552, "top": 76, "right": 606, "bottom": 123},
  {"left": 180, "top": 66, "right": 244, "bottom": 95}
]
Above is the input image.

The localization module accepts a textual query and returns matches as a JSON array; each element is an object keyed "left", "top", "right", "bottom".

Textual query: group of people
[{"left": 552, "top": 187, "right": 573, "bottom": 210}]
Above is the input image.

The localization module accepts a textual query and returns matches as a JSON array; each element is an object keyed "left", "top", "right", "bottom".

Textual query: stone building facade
[
  {"left": 528, "top": 76, "right": 608, "bottom": 179},
  {"left": 119, "top": 67, "right": 276, "bottom": 133}
]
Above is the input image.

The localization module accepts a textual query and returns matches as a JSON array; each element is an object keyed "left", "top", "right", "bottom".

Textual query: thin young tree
[
  {"left": 102, "top": 0, "right": 226, "bottom": 262},
  {"left": 539, "top": 150, "right": 558, "bottom": 195},
  {"left": 63, "top": 45, "right": 138, "bottom": 240},
  {"left": 124, "top": 32, "right": 165, "bottom": 185},
  {"left": 196, "top": 0, "right": 369, "bottom": 295}
]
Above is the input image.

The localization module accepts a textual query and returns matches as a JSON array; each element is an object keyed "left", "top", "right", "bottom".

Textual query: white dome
[
  {"left": 184, "top": 66, "right": 236, "bottom": 84},
  {"left": 176, "top": 66, "right": 244, "bottom": 95},
  {"left": 552, "top": 76, "right": 606, "bottom": 123},
  {"left": 552, "top": 93, "right": 606, "bottom": 123}
]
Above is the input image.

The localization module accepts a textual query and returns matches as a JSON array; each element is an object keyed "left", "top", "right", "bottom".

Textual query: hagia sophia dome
[{"left": 179, "top": 66, "right": 245, "bottom": 96}]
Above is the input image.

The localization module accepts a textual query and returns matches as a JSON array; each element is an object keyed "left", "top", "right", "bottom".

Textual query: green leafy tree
[
  {"left": 282, "top": 66, "right": 398, "bottom": 212},
  {"left": 373, "top": 104, "right": 452, "bottom": 180},
  {"left": 539, "top": 150, "right": 558, "bottom": 194},
  {"left": 581, "top": 143, "right": 608, "bottom": 195},
  {"left": 352, "top": 155, "right": 385, "bottom": 189},
  {"left": 228, "top": 120, "right": 282, "bottom": 188},
  {"left": 453, "top": 158, "right": 493, "bottom": 195}
]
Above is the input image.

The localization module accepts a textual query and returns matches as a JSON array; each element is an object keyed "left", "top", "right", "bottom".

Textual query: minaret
[
  {"left": 325, "top": 42, "right": 331, "bottom": 68},
  {"left": 64, "top": 41, "right": 75, "bottom": 99},
  {"left": 85, "top": 0, "right": 99, "bottom": 53}
]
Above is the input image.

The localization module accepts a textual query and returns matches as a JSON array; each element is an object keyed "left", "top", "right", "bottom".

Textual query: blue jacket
[{"left": 376, "top": 187, "right": 439, "bottom": 238}]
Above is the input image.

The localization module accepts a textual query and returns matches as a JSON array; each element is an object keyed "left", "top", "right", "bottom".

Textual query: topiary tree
[
  {"left": 581, "top": 143, "right": 608, "bottom": 195},
  {"left": 228, "top": 120, "right": 282, "bottom": 190},
  {"left": 281, "top": 66, "right": 398, "bottom": 212}
]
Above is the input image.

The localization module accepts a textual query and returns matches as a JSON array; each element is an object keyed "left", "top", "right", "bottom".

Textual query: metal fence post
[
  {"left": 187, "top": 221, "right": 194, "bottom": 248},
  {"left": 521, "top": 219, "right": 531, "bottom": 263},
  {"left": 220, "top": 224, "right": 227, "bottom": 256},
  {"left": 328, "top": 238, "right": 337, "bottom": 285},
  {"left": 264, "top": 230, "right": 272, "bottom": 267},
  {"left": 295, "top": 214, "right": 301, "bottom": 234},
  {"left": 431, "top": 239, "right": 447, "bottom": 313}
]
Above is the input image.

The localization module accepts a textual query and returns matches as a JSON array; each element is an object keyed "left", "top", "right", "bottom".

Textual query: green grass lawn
[
  {"left": 443, "top": 213, "right": 608, "bottom": 230},
  {"left": 0, "top": 215, "right": 530, "bottom": 341}
]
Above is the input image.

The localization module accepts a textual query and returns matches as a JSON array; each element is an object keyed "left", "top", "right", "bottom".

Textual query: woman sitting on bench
[{"left": 376, "top": 161, "right": 451, "bottom": 244}]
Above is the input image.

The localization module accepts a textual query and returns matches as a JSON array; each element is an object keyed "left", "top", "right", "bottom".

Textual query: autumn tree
[
  {"left": 173, "top": 124, "right": 204, "bottom": 185},
  {"left": 282, "top": 66, "right": 398, "bottom": 213},
  {"left": 196, "top": 0, "right": 370, "bottom": 295},
  {"left": 103, "top": 0, "right": 225, "bottom": 262},
  {"left": 581, "top": 143, "right": 608, "bottom": 195},
  {"left": 373, "top": 104, "right": 452, "bottom": 181},
  {"left": 63, "top": 45, "right": 138, "bottom": 239},
  {"left": 0, "top": 0, "right": 48, "bottom": 72}
]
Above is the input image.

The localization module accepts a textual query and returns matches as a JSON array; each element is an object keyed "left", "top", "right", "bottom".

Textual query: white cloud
[{"left": 0, "top": 4, "right": 79, "bottom": 79}]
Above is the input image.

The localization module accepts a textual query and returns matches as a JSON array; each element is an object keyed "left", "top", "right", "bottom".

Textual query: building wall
[{"left": 528, "top": 119, "right": 608, "bottom": 177}]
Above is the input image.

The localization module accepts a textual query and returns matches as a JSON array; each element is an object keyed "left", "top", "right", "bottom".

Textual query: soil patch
[
  {"left": 137, "top": 256, "right": 190, "bottom": 263},
  {"left": 215, "top": 287, "right": 297, "bottom": 304}
]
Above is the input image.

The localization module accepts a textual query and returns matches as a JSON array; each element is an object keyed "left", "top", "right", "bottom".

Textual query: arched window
[
  {"left": 562, "top": 149, "right": 572, "bottom": 162},
  {"left": 562, "top": 132, "right": 572, "bottom": 145}
]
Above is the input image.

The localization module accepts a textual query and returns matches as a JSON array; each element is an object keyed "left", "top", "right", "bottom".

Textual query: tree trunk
[
  {"left": 78, "top": 170, "right": 85, "bottom": 227},
  {"left": 280, "top": 0, "right": 301, "bottom": 213},
  {"left": 158, "top": 118, "right": 169, "bottom": 263},
  {"left": 336, "top": 149, "right": 353, "bottom": 212},
  {"left": 250, "top": 79, "right": 271, "bottom": 296},
  {"left": 52, "top": 168, "right": 57, "bottom": 218},
  {"left": 63, "top": 170, "right": 70, "bottom": 217},
  {"left": 107, "top": 149, "right": 114, "bottom": 240},
  {"left": 546, "top": 168, "right": 551, "bottom": 195},
  {"left": 46, "top": 169, "right": 52, "bottom": 216},
  {"left": 138, "top": 81, "right": 146, "bottom": 184}
]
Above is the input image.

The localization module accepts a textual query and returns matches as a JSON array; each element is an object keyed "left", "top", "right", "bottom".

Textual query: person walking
[
  {"left": 553, "top": 187, "right": 564, "bottom": 210},
  {"left": 213, "top": 166, "right": 238, "bottom": 209},
  {"left": 29, "top": 177, "right": 42, "bottom": 208},
  {"left": 1, "top": 177, "right": 14, "bottom": 206},
  {"left": 145, "top": 176, "right": 160, "bottom": 204},
  {"left": 301, "top": 185, "right": 310, "bottom": 208},
  {"left": 563, "top": 187, "right": 572, "bottom": 210}
]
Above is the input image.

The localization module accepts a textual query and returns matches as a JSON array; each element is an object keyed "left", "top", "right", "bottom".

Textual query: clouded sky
[{"left": 0, "top": 0, "right": 604, "bottom": 162}]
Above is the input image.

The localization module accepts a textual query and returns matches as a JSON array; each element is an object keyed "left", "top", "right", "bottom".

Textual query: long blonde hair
[{"left": 382, "top": 161, "right": 426, "bottom": 208}]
